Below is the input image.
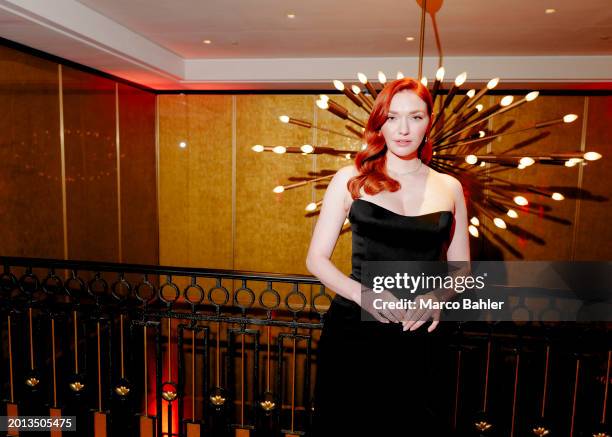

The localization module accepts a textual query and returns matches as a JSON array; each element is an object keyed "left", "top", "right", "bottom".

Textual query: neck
[{"left": 385, "top": 151, "right": 422, "bottom": 175}]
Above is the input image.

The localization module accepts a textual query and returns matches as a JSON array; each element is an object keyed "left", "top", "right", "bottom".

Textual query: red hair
[{"left": 348, "top": 78, "right": 433, "bottom": 199}]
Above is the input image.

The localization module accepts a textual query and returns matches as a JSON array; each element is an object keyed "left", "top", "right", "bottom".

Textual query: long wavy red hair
[{"left": 348, "top": 78, "right": 433, "bottom": 199}]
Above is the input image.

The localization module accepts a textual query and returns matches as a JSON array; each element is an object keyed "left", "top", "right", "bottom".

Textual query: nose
[{"left": 398, "top": 116, "right": 410, "bottom": 135}]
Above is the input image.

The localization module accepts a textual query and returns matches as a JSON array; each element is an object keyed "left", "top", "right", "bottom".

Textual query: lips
[{"left": 394, "top": 139, "right": 412, "bottom": 146}]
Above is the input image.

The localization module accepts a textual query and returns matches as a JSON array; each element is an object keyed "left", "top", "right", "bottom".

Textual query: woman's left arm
[{"left": 446, "top": 176, "right": 470, "bottom": 262}]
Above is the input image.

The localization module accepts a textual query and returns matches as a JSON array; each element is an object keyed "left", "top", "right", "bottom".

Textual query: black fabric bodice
[
  {"left": 313, "top": 198, "right": 456, "bottom": 436},
  {"left": 349, "top": 198, "right": 454, "bottom": 283}
]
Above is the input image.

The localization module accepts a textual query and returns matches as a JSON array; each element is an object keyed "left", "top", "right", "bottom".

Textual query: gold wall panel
[
  {"left": 159, "top": 91, "right": 607, "bottom": 275},
  {"left": 62, "top": 67, "right": 119, "bottom": 262},
  {"left": 158, "top": 95, "right": 233, "bottom": 270},
  {"left": 487, "top": 95, "right": 584, "bottom": 260},
  {"left": 313, "top": 95, "right": 364, "bottom": 275},
  {"left": 0, "top": 45, "right": 63, "bottom": 258},
  {"left": 573, "top": 96, "right": 612, "bottom": 260},
  {"left": 235, "top": 95, "right": 316, "bottom": 275},
  {"left": 2, "top": 38, "right": 606, "bottom": 273},
  {"left": 118, "top": 84, "right": 158, "bottom": 265}
]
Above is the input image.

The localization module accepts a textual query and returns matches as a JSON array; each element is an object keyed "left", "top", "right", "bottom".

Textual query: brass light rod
[
  {"left": 437, "top": 116, "right": 571, "bottom": 149},
  {"left": 280, "top": 115, "right": 362, "bottom": 140}
]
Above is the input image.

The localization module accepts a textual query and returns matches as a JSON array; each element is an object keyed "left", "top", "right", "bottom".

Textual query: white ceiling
[
  {"left": 75, "top": 0, "right": 612, "bottom": 58},
  {"left": 1, "top": 0, "right": 611, "bottom": 90}
]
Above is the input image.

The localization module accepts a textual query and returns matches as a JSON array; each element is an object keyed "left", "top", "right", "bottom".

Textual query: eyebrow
[{"left": 388, "top": 110, "right": 425, "bottom": 115}]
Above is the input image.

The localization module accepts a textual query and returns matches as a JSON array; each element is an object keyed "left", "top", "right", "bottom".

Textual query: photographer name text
[{"left": 373, "top": 298, "right": 504, "bottom": 311}]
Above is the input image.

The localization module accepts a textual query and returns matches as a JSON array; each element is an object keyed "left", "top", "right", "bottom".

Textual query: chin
[{"left": 388, "top": 147, "right": 419, "bottom": 158}]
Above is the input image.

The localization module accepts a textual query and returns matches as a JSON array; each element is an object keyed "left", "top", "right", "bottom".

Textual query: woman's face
[{"left": 380, "top": 90, "right": 430, "bottom": 159}]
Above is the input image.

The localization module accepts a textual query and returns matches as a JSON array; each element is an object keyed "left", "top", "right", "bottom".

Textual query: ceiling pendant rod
[
  {"left": 418, "top": 0, "right": 427, "bottom": 79},
  {"left": 430, "top": 10, "right": 444, "bottom": 68}
]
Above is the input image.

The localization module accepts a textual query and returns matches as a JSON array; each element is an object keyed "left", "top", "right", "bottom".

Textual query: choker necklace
[{"left": 390, "top": 159, "right": 422, "bottom": 176}]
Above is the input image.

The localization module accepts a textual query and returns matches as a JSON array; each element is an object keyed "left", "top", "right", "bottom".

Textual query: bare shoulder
[
  {"left": 326, "top": 165, "right": 357, "bottom": 210},
  {"left": 333, "top": 165, "right": 359, "bottom": 182},
  {"left": 428, "top": 166, "right": 464, "bottom": 193}
]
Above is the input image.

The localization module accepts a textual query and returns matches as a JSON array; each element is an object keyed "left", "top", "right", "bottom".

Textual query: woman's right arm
[
  {"left": 306, "top": 167, "right": 406, "bottom": 324},
  {"left": 305, "top": 166, "right": 361, "bottom": 304}
]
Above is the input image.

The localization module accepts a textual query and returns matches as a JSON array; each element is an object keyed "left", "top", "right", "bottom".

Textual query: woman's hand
[
  {"left": 358, "top": 288, "right": 406, "bottom": 324},
  {"left": 401, "top": 292, "right": 440, "bottom": 332}
]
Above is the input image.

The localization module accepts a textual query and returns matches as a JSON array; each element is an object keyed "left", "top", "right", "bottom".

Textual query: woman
[{"left": 306, "top": 77, "right": 469, "bottom": 435}]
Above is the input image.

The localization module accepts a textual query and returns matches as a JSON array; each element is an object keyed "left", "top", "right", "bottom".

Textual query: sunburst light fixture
[{"left": 251, "top": 0, "right": 603, "bottom": 253}]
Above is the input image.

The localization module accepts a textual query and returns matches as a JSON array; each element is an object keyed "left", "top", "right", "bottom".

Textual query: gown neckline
[{"left": 351, "top": 198, "right": 453, "bottom": 219}]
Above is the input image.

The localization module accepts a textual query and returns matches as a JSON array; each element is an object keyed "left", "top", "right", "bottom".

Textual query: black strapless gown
[{"left": 312, "top": 199, "right": 454, "bottom": 436}]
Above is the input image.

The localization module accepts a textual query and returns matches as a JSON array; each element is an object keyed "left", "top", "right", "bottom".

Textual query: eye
[
  {"left": 413, "top": 115, "right": 423, "bottom": 120},
  {"left": 387, "top": 115, "right": 396, "bottom": 121}
]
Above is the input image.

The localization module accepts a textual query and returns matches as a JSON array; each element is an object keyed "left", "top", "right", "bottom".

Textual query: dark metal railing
[
  {"left": 0, "top": 257, "right": 330, "bottom": 437},
  {"left": 0, "top": 256, "right": 610, "bottom": 437}
]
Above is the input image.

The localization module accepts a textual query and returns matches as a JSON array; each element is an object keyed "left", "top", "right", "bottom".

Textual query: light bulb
[
  {"left": 500, "top": 96, "right": 514, "bottom": 106},
  {"left": 467, "top": 89, "right": 476, "bottom": 98},
  {"left": 319, "top": 94, "right": 329, "bottom": 102},
  {"left": 436, "top": 67, "right": 445, "bottom": 81},
  {"left": 279, "top": 115, "right": 290, "bottom": 123},
  {"left": 480, "top": 161, "right": 486, "bottom": 167},
  {"left": 563, "top": 114, "right": 578, "bottom": 123},
  {"left": 565, "top": 160, "right": 576, "bottom": 167},
  {"left": 470, "top": 217, "right": 480, "bottom": 226},
  {"left": 493, "top": 217, "right": 507, "bottom": 229},
  {"left": 517, "top": 164, "right": 526, "bottom": 170},
  {"left": 455, "top": 72, "right": 467, "bottom": 86},
  {"left": 584, "top": 151, "right": 602, "bottom": 161},
  {"left": 507, "top": 209, "right": 518, "bottom": 219},
  {"left": 357, "top": 72, "right": 368, "bottom": 84},
  {"left": 316, "top": 99, "right": 329, "bottom": 110},
  {"left": 351, "top": 85, "right": 361, "bottom": 94},
  {"left": 361, "top": 144, "right": 367, "bottom": 150},
  {"left": 305, "top": 202, "right": 317, "bottom": 212},
  {"left": 345, "top": 153, "right": 351, "bottom": 159},
  {"left": 273, "top": 186, "right": 284, "bottom": 194},
  {"left": 476, "top": 104, "right": 484, "bottom": 111},
  {"left": 377, "top": 71, "right": 387, "bottom": 84},
  {"left": 465, "top": 155, "right": 478, "bottom": 165},
  {"left": 468, "top": 225, "right": 479, "bottom": 238},
  {"left": 396, "top": 71, "right": 404, "bottom": 79},
  {"left": 179, "top": 141, "right": 187, "bottom": 148},
  {"left": 520, "top": 157, "right": 535, "bottom": 166},
  {"left": 478, "top": 131, "right": 486, "bottom": 138},
  {"left": 513, "top": 196, "right": 529, "bottom": 206},
  {"left": 251, "top": 145, "right": 264, "bottom": 152},
  {"left": 272, "top": 146, "right": 286, "bottom": 154},
  {"left": 551, "top": 192, "right": 564, "bottom": 201},
  {"left": 420, "top": 77, "right": 428, "bottom": 87},
  {"left": 333, "top": 80, "right": 344, "bottom": 91},
  {"left": 487, "top": 78, "right": 500, "bottom": 89},
  {"left": 525, "top": 91, "right": 539, "bottom": 101},
  {"left": 300, "top": 144, "right": 314, "bottom": 154}
]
